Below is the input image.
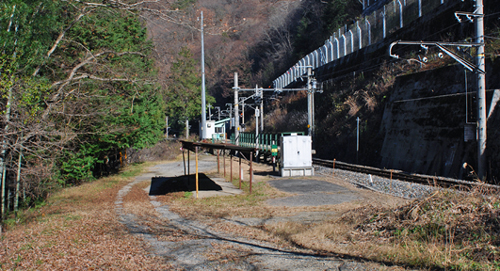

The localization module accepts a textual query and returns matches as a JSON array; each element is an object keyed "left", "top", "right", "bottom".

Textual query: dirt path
[{"left": 115, "top": 155, "right": 403, "bottom": 270}]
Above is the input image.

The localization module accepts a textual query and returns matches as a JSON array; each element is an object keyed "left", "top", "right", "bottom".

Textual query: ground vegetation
[
  {"left": 0, "top": 161, "right": 174, "bottom": 270},
  {"left": 0, "top": 0, "right": 190, "bottom": 219},
  {"left": 3, "top": 155, "right": 499, "bottom": 270}
]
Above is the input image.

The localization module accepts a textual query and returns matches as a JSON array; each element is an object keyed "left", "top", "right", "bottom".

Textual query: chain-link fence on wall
[{"left": 274, "top": 0, "right": 450, "bottom": 89}]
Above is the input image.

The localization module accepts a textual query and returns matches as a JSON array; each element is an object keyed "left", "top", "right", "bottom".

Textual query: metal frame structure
[
  {"left": 386, "top": 0, "right": 487, "bottom": 179},
  {"left": 181, "top": 141, "right": 256, "bottom": 196}
]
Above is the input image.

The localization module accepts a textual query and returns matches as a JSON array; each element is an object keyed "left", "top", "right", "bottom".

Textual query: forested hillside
[
  {"left": 147, "top": 0, "right": 360, "bottom": 99},
  {"left": 0, "top": 1, "right": 169, "bottom": 216},
  {"left": 0, "top": 0, "right": 362, "bottom": 218}
]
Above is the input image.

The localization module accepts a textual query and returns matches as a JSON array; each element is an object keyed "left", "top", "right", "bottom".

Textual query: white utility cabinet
[
  {"left": 203, "top": 120, "right": 216, "bottom": 139},
  {"left": 280, "top": 135, "right": 314, "bottom": 177}
]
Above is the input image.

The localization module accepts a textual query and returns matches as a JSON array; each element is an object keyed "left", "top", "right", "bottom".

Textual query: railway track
[{"left": 313, "top": 158, "right": 499, "bottom": 191}]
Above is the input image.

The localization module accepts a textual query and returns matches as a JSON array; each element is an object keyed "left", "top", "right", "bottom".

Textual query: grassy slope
[
  {"left": 2, "top": 152, "right": 499, "bottom": 270},
  {"left": 0, "top": 162, "right": 173, "bottom": 270}
]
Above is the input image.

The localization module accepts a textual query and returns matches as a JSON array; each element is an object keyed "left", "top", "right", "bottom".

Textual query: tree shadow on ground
[
  {"left": 253, "top": 170, "right": 281, "bottom": 177},
  {"left": 149, "top": 174, "right": 222, "bottom": 195}
]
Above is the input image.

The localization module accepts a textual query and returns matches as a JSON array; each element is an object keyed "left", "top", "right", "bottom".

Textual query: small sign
[
  {"left": 255, "top": 109, "right": 260, "bottom": 117},
  {"left": 271, "top": 144, "right": 278, "bottom": 156}
]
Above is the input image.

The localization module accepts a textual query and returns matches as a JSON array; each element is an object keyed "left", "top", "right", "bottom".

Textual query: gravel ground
[
  {"left": 314, "top": 166, "right": 438, "bottom": 199},
  {"left": 266, "top": 179, "right": 359, "bottom": 207},
  {"left": 115, "top": 155, "right": 381, "bottom": 270}
]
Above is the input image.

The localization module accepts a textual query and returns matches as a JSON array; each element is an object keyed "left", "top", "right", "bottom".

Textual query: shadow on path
[{"left": 149, "top": 174, "right": 222, "bottom": 195}]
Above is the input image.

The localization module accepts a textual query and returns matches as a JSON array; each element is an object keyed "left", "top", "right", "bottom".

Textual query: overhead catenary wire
[{"left": 283, "top": 0, "right": 500, "bottom": 92}]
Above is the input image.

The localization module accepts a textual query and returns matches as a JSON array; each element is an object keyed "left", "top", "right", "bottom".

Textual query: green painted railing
[{"left": 232, "top": 132, "right": 305, "bottom": 152}]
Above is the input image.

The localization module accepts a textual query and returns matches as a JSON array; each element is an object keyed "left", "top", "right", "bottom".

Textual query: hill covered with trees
[
  {"left": 0, "top": 0, "right": 169, "bottom": 215},
  {"left": 0, "top": 0, "right": 362, "bottom": 217}
]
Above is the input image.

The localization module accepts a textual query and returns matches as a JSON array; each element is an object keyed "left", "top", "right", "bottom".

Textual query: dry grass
[
  {"left": 159, "top": 175, "right": 335, "bottom": 222},
  {"left": 315, "top": 188, "right": 500, "bottom": 270},
  {"left": 5, "top": 153, "right": 497, "bottom": 270},
  {"left": 203, "top": 186, "right": 497, "bottom": 270},
  {"left": 344, "top": 95, "right": 361, "bottom": 116},
  {"left": 161, "top": 180, "right": 282, "bottom": 219},
  {"left": 158, "top": 159, "right": 294, "bottom": 220},
  {"left": 209, "top": 221, "right": 299, "bottom": 251},
  {"left": 362, "top": 91, "right": 377, "bottom": 112},
  {"left": 205, "top": 242, "right": 253, "bottom": 265},
  {"left": 123, "top": 180, "right": 159, "bottom": 218},
  {"left": 0, "top": 162, "right": 174, "bottom": 270},
  {"left": 155, "top": 159, "right": 500, "bottom": 270},
  {"left": 121, "top": 179, "right": 201, "bottom": 243}
]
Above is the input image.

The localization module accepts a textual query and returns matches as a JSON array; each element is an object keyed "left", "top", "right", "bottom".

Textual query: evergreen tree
[{"left": 0, "top": 0, "right": 166, "bottom": 211}]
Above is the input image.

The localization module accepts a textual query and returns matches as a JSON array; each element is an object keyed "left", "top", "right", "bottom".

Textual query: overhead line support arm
[{"left": 389, "top": 40, "right": 484, "bottom": 73}]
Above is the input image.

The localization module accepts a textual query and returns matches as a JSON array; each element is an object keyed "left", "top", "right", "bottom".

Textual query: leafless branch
[
  {"left": 51, "top": 50, "right": 145, "bottom": 89},
  {"left": 32, "top": 8, "right": 93, "bottom": 77},
  {"left": 40, "top": 50, "right": 146, "bottom": 120},
  {"left": 72, "top": 0, "right": 160, "bottom": 8}
]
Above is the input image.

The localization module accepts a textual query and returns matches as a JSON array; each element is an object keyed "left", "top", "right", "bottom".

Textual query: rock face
[{"left": 379, "top": 64, "right": 499, "bottom": 179}]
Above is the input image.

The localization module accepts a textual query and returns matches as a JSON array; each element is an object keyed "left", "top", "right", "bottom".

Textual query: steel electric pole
[
  {"left": 307, "top": 67, "right": 313, "bottom": 136},
  {"left": 200, "top": 11, "right": 207, "bottom": 140},
  {"left": 475, "top": 0, "right": 487, "bottom": 180},
  {"left": 260, "top": 89, "right": 264, "bottom": 132},
  {"left": 234, "top": 72, "right": 240, "bottom": 145}
]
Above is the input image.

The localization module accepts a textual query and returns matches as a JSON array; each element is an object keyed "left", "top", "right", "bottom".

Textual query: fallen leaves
[{"left": 0, "top": 174, "right": 173, "bottom": 270}]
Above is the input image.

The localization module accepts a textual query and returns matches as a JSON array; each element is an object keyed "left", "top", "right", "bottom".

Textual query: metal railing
[
  {"left": 233, "top": 132, "right": 305, "bottom": 152},
  {"left": 273, "top": 0, "right": 450, "bottom": 89}
]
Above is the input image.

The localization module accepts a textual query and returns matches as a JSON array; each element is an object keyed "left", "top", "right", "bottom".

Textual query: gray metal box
[{"left": 280, "top": 135, "right": 314, "bottom": 177}]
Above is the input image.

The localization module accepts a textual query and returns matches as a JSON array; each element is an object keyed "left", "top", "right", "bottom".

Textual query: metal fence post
[
  {"left": 249, "top": 151, "right": 253, "bottom": 194},
  {"left": 195, "top": 146, "right": 199, "bottom": 199},
  {"left": 239, "top": 156, "right": 242, "bottom": 189}
]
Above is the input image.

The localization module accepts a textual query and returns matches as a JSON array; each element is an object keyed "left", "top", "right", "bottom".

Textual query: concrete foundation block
[{"left": 281, "top": 167, "right": 314, "bottom": 177}]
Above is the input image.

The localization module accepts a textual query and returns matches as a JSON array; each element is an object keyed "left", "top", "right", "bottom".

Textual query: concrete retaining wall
[{"left": 379, "top": 64, "right": 499, "bottom": 179}]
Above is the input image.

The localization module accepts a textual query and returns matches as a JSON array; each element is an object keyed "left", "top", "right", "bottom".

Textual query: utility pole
[
  {"left": 356, "top": 117, "right": 360, "bottom": 164},
  {"left": 200, "top": 11, "right": 207, "bottom": 140},
  {"left": 166, "top": 116, "right": 169, "bottom": 138},
  {"left": 307, "top": 67, "right": 313, "bottom": 136},
  {"left": 255, "top": 102, "right": 259, "bottom": 161},
  {"left": 260, "top": 88, "right": 264, "bottom": 132},
  {"left": 234, "top": 72, "right": 240, "bottom": 145},
  {"left": 235, "top": 72, "right": 319, "bottom": 138},
  {"left": 255, "top": 85, "right": 260, "bottom": 158},
  {"left": 208, "top": 104, "right": 212, "bottom": 121},
  {"left": 475, "top": 0, "right": 487, "bottom": 180},
  {"left": 215, "top": 106, "right": 220, "bottom": 121},
  {"left": 241, "top": 98, "right": 245, "bottom": 131},
  {"left": 312, "top": 79, "right": 315, "bottom": 137},
  {"left": 226, "top": 103, "right": 233, "bottom": 124}
]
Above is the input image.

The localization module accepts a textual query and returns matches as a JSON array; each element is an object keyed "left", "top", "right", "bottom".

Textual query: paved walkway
[
  {"left": 267, "top": 178, "right": 359, "bottom": 206},
  {"left": 114, "top": 156, "right": 376, "bottom": 270}
]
